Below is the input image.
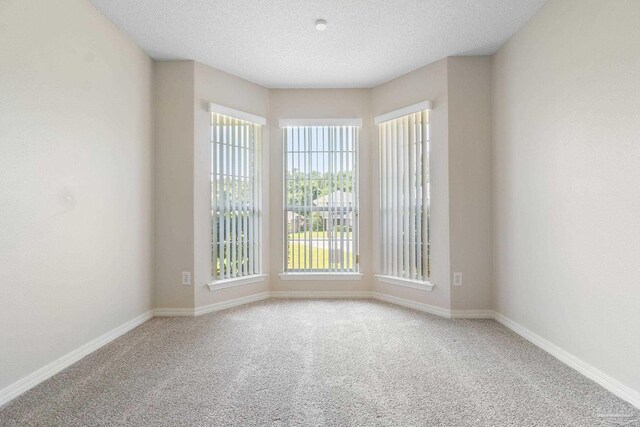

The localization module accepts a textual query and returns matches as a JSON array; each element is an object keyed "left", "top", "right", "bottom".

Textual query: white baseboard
[
  {"left": 270, "top": 291, "right": 373, "bottom": 299},
  {"left": 494, "top": 312, "right": 640, "bottom": 410},
  {"left": 4, "top": 296, "right": 637, "bottom": 412},
  {"left": 372, "top": 292, "right": 451, "bottom": 318},
  {"left": 450, "top": 309, "right": 495, "bottom": 319},
  {"left": 194, "top": 292, "right": 271, "bottom": 316},
  {"left": 0, "top": 310, "right": 153, "bottom": 408},
  {"left": 153, "top": 307, "right": 194, "bottom": 316}
]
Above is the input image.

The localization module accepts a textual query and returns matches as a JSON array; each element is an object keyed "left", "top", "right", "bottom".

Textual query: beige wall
[
  {"left": 371, "top": 59, "right": 452, "bottom": 310},
  {"left": 267, "top": 89, "right": 373, "bottom": 292},
  {"left": 154, "top": 61, "right": 195, "bottom": 309},
  {"left": 193, "top": 63, "right": 270, "bottom": 308},
  {"left": 0, "top": 0, "right": 154, "bottom": 390},
  {"left": 447, "top": 57, "right": 493, "bottom": 311},
  {"left": 154, "top": 61, "right": 270, "bottom": 310},
  {"left": 370, "top": 57, "right": 493, "bottom": 312},
  {"left": 493, "top": 0, "right": 640, "bottom": 395}
]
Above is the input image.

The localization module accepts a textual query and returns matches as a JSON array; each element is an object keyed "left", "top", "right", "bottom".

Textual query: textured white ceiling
[{"left": 90, "top": 0, "right": 547, "bottom": 88}]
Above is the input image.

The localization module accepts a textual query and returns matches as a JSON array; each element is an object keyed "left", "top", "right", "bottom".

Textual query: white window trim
[
  {"left": 208, "top": 274, "right": 267, "bottom": 291},
  {"left": 377, "top": 106, "right": 431, "bottom": 283},
  {"left": 279, "top": 272, "right": 363, "bottom": 281},
  {"left": 279, "top": 118, "right": 362, "bottom": 128},
  {"left": 209, "top": 103, "right": 266, "bottom": 125},
  {"left": 211, "top": 111, "right": 264, "bottom": 282},
  {"left": 375, "top": 274, "right": 434, "bottom": 291},
  {"left": 283, "top": 123, "right": 360, "bottom": 274},
  {"left": 374, "top": 100, "right": 433, "bottom": 124}
]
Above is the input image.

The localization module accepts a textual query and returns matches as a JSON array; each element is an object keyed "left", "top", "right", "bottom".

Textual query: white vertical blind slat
[
  {"left": 401, "top": 116, "right": 409, "bottom": 278},
  {"left": 418, "top": 112, "right": 424, "bottom": 280},
  {"left": 379, "top": 124, "right": 385, "bottom": 272},
  {"left": 408, "top": 113, "right": 416, "bottom": 280},
  {"left": 423, "top": 110, "right": 430, "bottom": 278},
  {"left": 339, "top": 126, "right": 342, "bottom": 271},
  {"left": 218, "top": 115, "right": 225, "bottom": 279},
  {"left": 248, "top": 123, "right": 255, "bottom": 275},
  {"left": 293, "top": 128, "right": 302, "bottom": 265},
  {"left": 378, "top": 110, "right": 430, "bottom": 281},
  {"left": 224, "top": 116, "right": 231, "bottom": 278},
  {"left": 392, "top": 119, "right": 398, "bottom": 277},
  {"left": 306, "top": 127, "right": 312, "bottom": 269},
  {"left": 242, "top": 123, "right": 248, "bottom": 277},
  {"left": 211, "top": 116, "right": 218, "bottom": 278},
  {"left": 252, "top": 123, "right": 257, "bottom": 274},
  {"left": 385, "top": 122, "right": 392, "bottom": 273},
  {"left": 231, "top": 118, "right": 238, "bottom": 277},
  {"left": 353, "top": 127, "right": 359, "bottom": 269},
  {"left": 329, "top": 127, "right": 335, "bottom": 272},
  {"left": 211, "top": 112, "right": 262, "bottom": 281}
]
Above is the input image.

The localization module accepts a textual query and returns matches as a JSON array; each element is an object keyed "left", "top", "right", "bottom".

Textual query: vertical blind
[
  {"left": 378, "top": 110, "right": 430, "bottom": 281},
  {"left": 284, "top": 126, "right": 359, "bottom": 272},
  {"left": 211, "top": 113, "right": 262, "bottom": 281}
]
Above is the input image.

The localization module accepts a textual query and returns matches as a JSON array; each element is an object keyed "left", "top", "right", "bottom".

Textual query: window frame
[
  {"left": 374, "top": 102, "right": 433, "bottom": 290},
  {"left": 209, "top": 105, "right": 265, "bottom": 288},
  {"left": 281, "top": 120, "right": 361, "bottom": 276}
]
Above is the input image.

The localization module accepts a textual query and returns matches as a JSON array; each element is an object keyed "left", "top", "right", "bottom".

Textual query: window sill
[
  {"left": 278, "top": 272, "right": 363, "bottom": 281},
  {"left": 375, "top": 275, "right": 434, "bottom": 291},
  {"left": 208, "top": 274, "right": 267, "bottom": 291}
]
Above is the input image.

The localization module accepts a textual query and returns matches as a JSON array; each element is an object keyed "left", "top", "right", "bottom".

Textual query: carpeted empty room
[
  {"left": 2, "top": 300, "right": 638, "bottom": 426},
  {"left": 1, "top": 0, "right": 639, "bottom": 426}
]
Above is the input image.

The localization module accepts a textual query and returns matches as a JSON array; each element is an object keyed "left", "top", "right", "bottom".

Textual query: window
[
  {"left": 211, "top": 111, "right": 263, "bottom": 281},
  {"left": 283, "top": 124, "right": 359, "bottom": 273},
  {"left": 377, "top": 109, "right": 430, "bottom": 282}
]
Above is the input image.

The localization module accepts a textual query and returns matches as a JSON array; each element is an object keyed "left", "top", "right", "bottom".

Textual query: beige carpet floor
[{"left": 0, "top": 299, "right": 638, "bottom": 426}]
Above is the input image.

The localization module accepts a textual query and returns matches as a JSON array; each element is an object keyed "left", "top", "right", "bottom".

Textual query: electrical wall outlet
[
  {"left": 453, "top": 272, "right": 463, "bottom": 286},
  {"left": 181, "top": 271, "right": 191, "bottom": 286}
]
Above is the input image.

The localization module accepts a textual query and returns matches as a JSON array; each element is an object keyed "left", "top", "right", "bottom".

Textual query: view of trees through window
[{"left": 284, "top": 126, "right": 358, "bottom": 272}]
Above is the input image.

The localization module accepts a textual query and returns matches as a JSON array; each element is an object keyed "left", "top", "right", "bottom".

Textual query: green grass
[
  {"left": 287, "top": 242, "right": 353, "bottom": 270},
  {"left": 288, "top": 231, "right": 353, "bottom": 240},
  {"left": 214, "top": 232, "right": 355, "bottom": 272}
]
